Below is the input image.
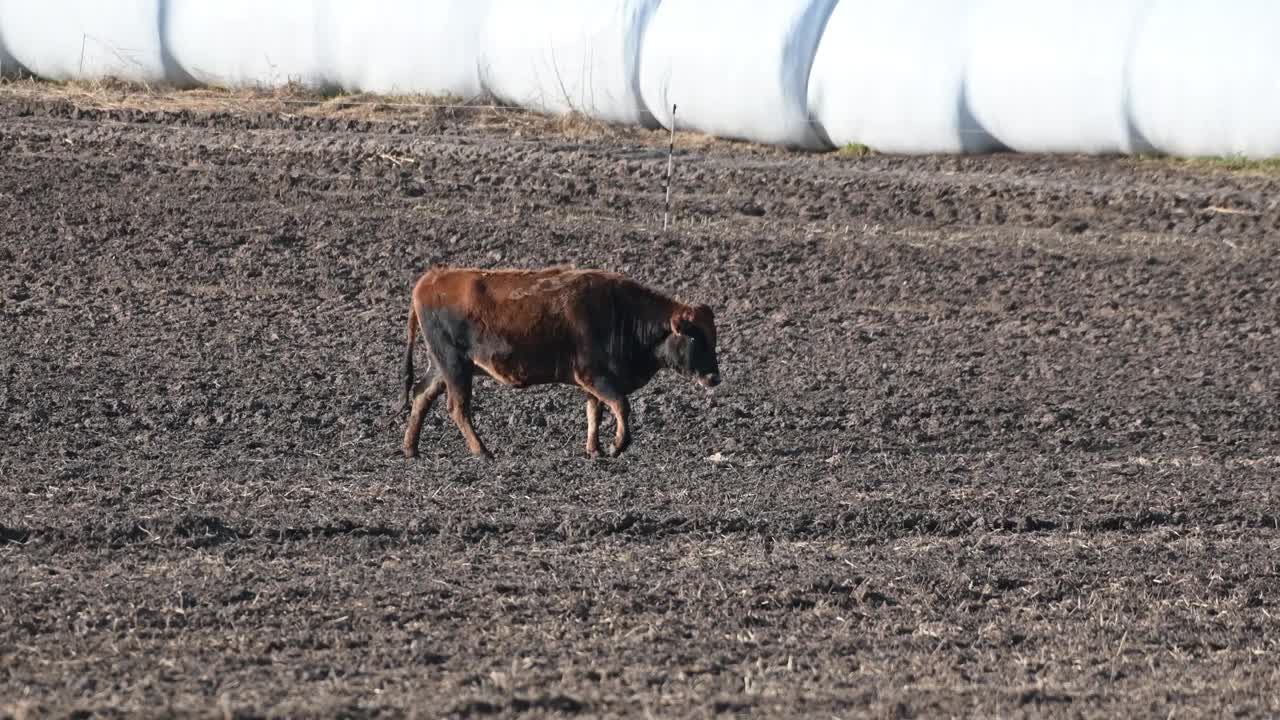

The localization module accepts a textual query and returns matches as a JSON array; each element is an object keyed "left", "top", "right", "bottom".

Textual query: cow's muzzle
[{"left": 699, "top": 373, "right": 721, "bottom": 388}]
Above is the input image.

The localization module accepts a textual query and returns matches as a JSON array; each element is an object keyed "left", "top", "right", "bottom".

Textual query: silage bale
[
  {"left": 639, "top": 0, "right": 838, "bottom": 149},
  {"left": 479, "top": 0, "right": 660, "bottom": 127}
]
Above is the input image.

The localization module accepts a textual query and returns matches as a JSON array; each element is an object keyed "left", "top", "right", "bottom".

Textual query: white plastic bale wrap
[
  {"left": 640, "top": 0, "right": 837, "bottom": 149},
  {"left": 164, "top": 0, "right": 333, "bottom": 89},
  {"left": 0, "top": 6, "right": 13, "bottom": 77},
  {"left": 1129, "top": 0, "right": 1280, "bottom": 159},
  {"left": 5, "top": 0, "right": 1280, "bottom": 160},
  {"left": 965, "top": 0, "right": 1151, "bottom": 155},
  {"left": 0, "top": 0, "right": 169, "bottom": 83},
  {"left": 330, "top": 0, "right": 488, "bottom": 97},
  {"left": 480, "top": 0, "right": 659, "bottom": 127},
  {"left": 807, "top": 0, "right": 997, "bottom": 154}
]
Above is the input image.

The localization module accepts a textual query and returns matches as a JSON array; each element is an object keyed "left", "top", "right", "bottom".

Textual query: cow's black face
[
  {"left": 687, "top": 330, "right": 721, "bottom": 388},
  {"left": 665, "top": 305, "right": 720, "bottom": 388}
]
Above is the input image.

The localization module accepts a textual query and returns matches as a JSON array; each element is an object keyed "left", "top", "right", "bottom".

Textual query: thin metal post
[{"left": 663, "top": 104, "right": 677, "bottom": 231}]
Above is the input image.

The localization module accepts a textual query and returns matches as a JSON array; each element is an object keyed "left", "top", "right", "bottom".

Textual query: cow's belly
[{"left": 473, "top": 355, "right": 566, "bottom": 388}]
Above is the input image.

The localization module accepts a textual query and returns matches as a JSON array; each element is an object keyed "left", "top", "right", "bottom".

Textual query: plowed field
[{"left": 2, "top": 86, "right": 1279, "bottom": 718}]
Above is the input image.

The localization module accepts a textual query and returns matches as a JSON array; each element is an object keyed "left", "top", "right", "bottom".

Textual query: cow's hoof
[
  {"left": 402, "top": 447, "right": 418, "bottom": 460},
  {"left": 586, "top": 447, "right": 602, "bottom": 459}
]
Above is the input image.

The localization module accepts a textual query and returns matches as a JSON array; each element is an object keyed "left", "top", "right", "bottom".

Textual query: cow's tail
[{"left": 402, "top": 300, "right": 420, "bottom": 412}]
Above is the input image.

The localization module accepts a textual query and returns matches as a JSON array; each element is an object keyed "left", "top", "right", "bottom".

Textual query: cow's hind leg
[
  {"left": 421, "top": 310, "right": 491, "bottom": 459},
  {"left": 430, "top": 346, "right": 489, "bottom": 459},
  {"left": 402, "top": 375, "right": 446, "bottom": 459},
  {"left": 445, "top": 369, "right": 489, "bottom": 459}
]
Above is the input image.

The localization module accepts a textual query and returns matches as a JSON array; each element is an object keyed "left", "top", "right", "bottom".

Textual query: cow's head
[{"left": 664, "top": 304, "right": 720, "bottom": 388}]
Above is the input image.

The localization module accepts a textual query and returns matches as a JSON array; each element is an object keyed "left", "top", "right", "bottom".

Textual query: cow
[{"left": 401, "top": 266, "right": 720, "bottom": 459}]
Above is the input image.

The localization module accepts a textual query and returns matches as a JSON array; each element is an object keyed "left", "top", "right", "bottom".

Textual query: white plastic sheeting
[
  {"left": 329, "top": 0, "right": 487, "bottom": 97},
  {"left": 966, "top": 0, "right": 1151, "bottom": 155},
  {"left": 808, "top": 0, "right": 997, "bottom": 154},
  {"left": 1129, "top": 0, "right": 1280, "bottom": 159},
  {"left": 0, "top": 0, "right": 169, "bottom": 84},
  {"left": 480, "top": 0, "right": 658, "bottom": 126},
  {"left": 640, "top": 0, "right": 838, "bottom": 150},
  {"left": 5, "top": 0, "right": 1280, "bottom": 159},
  {"left": 0, "top": 5, "right": 14, "bottom": 77},
  {"left": 0, "top": 19, "right": 14, "bottom": 77},
  {"left": 164, "top": 0, "right": 334, "bottom": 89}
]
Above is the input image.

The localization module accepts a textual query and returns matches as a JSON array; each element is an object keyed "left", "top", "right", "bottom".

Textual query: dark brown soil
[{"left": 2, "top": 88, "right": 1279, "bottom": 719}]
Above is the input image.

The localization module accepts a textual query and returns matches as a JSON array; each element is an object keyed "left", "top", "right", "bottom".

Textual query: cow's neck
[
  {"left": 616, "top": 293, "right": 680, "bottom": 383},
  {"left": 640, "top": 300, "right": 682, "bottom": 370}
]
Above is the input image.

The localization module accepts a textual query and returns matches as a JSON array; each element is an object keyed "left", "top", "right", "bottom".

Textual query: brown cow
[{"left": 401, "top": 266, "right": 720, "bottom": 459}]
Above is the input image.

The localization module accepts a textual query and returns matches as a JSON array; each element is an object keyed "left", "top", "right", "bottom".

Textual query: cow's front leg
[
  {"left": 576, "top": 373, "right": 631, "bottom": 456},
  {"left": 608, "top": 395, "right": 631, "bottom": 455},
  {"left": 585, "top": 395, "right": 603, "bottom": 458}
]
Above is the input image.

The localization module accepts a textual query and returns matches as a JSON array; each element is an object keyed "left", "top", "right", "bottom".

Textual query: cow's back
[{"left": 415, "top": 266, "right": 605, "bottom": 336}]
